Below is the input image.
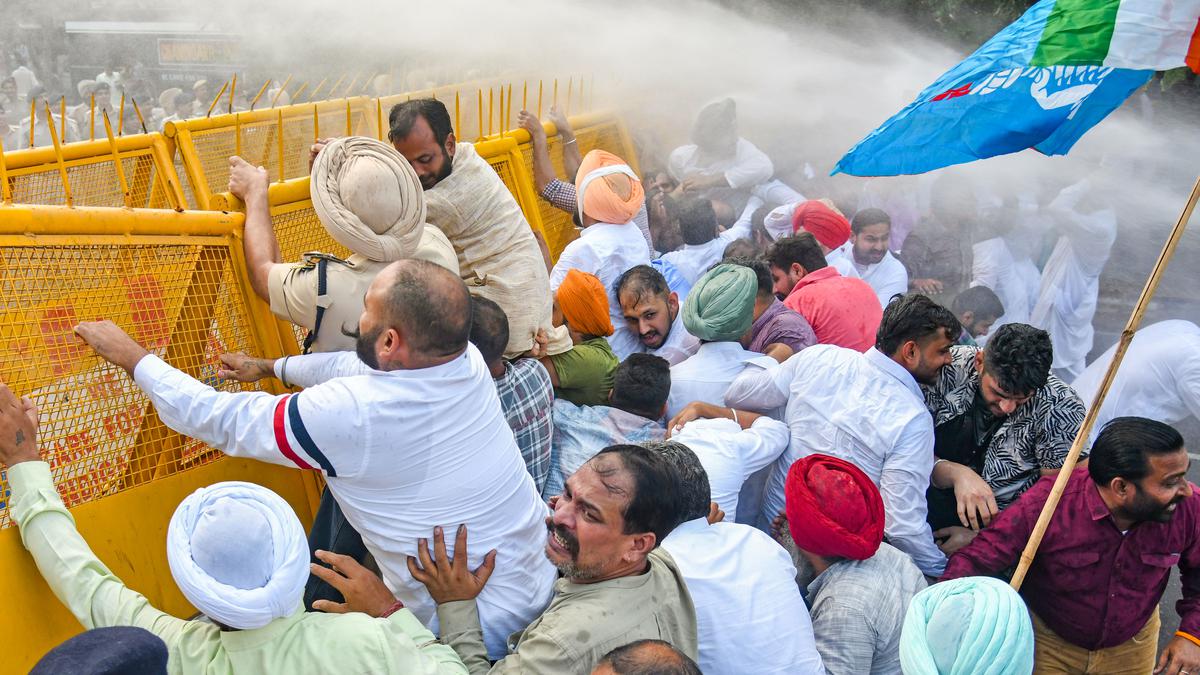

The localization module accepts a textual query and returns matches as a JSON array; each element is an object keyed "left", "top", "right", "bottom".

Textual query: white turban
[
  {"left": 311, "top": 136, "right": 427, "bottom": 262},
  {"left": 167, "top": 481, "right": 308, "bottom": 630}
]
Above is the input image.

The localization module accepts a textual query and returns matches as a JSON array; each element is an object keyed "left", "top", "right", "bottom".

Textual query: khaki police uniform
[{"left": 267, "top": 224, "right": 458, "bottom": 353}]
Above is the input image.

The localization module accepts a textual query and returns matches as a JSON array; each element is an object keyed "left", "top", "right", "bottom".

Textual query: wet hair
[
  {"left": 851, "top": 207, "right": 891, "bottom": 234},
  {"left": 616, "top": 265, "right": 671, "bottom": 306},
  {"left": 677, "top": 197, "right": 718, "bottom": 246},
  {"left": 982, "top": 323, "right": 1053, "bottom": 395},
  {"left": 642, "top": 440, "right": 710, "bottom": 522},
  {"left": 597, "top": 639, "right": 702, "bottom": 675},
  {"left": 388, "top": 98, "right": 454, "bottom": 145},
  {"left": 610, "top": 354, "right": 671, "bottom": 420},
  {"left": 952, "top": 285, "right": 1005, "bottom": 321},
  {"left": 765, "top": 233, "right": 827, "bottom": 274},
  {"left": 467, "top": 296, "right": 509, "bottom": 366},
  {"left": 722, "top": 238, "right": 760, "bottom": 260},
  {"left": 876, "top": 294, "right": 961, "bottom": 355},
  {"left": 592, "top": 444, "right": 684, "bottom": 547},
  {"left": 1089, "top": 417, "right": 1185, "bottom": 487},
  {"left": 724, "top": 256, "right": 773, "bottom": 298},
  {"left": 385, "top": 259, "right": 472, "bottom": 358}
]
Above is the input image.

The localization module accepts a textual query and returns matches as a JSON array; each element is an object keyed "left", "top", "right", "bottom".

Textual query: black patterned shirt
[{"left": 922, "top": 346, "right": 1086, "bottom": 509}]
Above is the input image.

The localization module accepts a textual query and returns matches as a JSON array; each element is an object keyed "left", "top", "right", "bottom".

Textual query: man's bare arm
[
  {"left": 549, "top": 107, "right": 581, "bottom": 180},
  {"left": 228, "top": 156, "right": 281, "bottom": 301},
  {"left": 518, "top": 111, "right": 557, "bottom": 193}
]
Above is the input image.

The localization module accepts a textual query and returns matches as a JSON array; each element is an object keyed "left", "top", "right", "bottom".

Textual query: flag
[{"left": 834, "top": 0, "right": 1200, "bottom": 177}]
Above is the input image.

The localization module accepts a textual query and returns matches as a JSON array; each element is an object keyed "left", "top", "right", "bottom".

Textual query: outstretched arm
[
  {"left": 228, "top": 156, "right": 282, "bottom": 301},
  {"left": 548, "top": 107, "right": 581, "bottom": 181},
  {"left": 518, "top": 110, "right": 557, "bottom": 193}
]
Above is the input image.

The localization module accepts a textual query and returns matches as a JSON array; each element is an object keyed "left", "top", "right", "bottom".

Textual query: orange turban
[
  {"left": 575, "top": 149, "right": 645, "bottom": 225},
  {"left": 556, "top": 269, "right": 614, "bottom": 337}
]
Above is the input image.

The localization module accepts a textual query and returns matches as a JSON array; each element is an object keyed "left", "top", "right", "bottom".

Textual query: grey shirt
[
  {"left": 805, "top": 543, "right": 927, "bottom": 675},
  {"left": 437, "top": 548, "right": 699, "bottom": 674}
]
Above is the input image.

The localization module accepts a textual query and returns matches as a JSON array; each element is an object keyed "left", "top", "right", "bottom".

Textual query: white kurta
[
  {"left": 667, "top": 341, "right": 778, "bottom": 421},
  {"left": 1030, "top": 180, "right": 1117, "bottom": 382},
  {"left": 971, "top": 236, "right": 1030, "bottom": 336},
  {"left": 133, "top": 347, "right": 555, "bottom": 659},
  {"left": 663, "top": 518, "right": 825, "bottom": 675},
  {"left": 855, "top": 251, "right": 909, "bottom": 308},
  {"left": 667, "top": 138, "right": 774, "bottom": 192},
  {"left": 1072, "top": 320, "right": 1200, "bottom": 444},
  {"left": 668, "top": 416, "right": 790, "bottom": 518},
  {"left": 658, "top": 199, "right": 754, "bottom": 286},
  {"left": 724, "top": 345, "right": 946, "bottom": 576}
]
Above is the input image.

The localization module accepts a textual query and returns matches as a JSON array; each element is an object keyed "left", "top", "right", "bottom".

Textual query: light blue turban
[
  {"left": 900, "top": 576, "right": 1034, "bottom": 675},
  {"left": 681, "top": 263, "right": 757, "bottom": 342}
]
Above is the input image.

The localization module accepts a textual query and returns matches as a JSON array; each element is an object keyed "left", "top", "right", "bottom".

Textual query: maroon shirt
[
  {"left": 748, "top": 298, "right": 817, "bottom": 354},
  {"left": 942, "top": 469, "right": 1200, "bottom": 650}
]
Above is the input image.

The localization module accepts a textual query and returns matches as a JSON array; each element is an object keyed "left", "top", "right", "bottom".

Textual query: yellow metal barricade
[
  {"left": 166, "top": 97, "right": 376, "bottom": 209},
  {"left": 0, "top": 135, "right": 187, "bottom": 210},
  {"left": 0, "top": 204, "right": 321, "bottom": 671}
]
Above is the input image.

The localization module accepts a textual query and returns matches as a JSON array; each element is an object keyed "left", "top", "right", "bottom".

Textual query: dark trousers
[{"left": 304, "top": 486, "right": 370, "bottom": 610}]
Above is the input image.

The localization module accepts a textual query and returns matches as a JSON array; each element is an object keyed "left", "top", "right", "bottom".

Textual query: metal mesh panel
[
  {"left": 271, "top": 201, "right": 350, "bottom": 263},
  {"left": 181, "top": 102, "right": 373, "bottom": 200},
  {"left": 0, "top": 241, "right": 273, "bottom": 528},
  {"left": 6, "top": 151, "right": 162, "bottom": 208}
]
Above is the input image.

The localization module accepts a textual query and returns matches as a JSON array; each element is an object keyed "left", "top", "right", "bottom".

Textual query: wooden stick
[{"left": 1010, "top": 174, "right": 1200, "bottom": 590}]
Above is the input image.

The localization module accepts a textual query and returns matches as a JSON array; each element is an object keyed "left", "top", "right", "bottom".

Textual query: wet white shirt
[
  {"left": 669, "top": 417, "right": 789, "bottom": 517},
  {"left": 132, "top": 346, "right": 555, "bottom": 659},
  {"left": 663, "top": 518, "right": 825, "bottom": 675},
  {"left": 854, "top": 250, "right": 909, "bottom": 308},
  {"left": 667, "top": 341, "right": 778, "bottom": 420},
  {"left": 724, "top": 345, "right": 946, "bottom": 576},
  {"left": 630, "top": 310, "right": 700, "bottom": 366},
  {"left": 1072, "top": 320, "right": 1200, "bottom": 444},
  {"left": 658, "top": 199, "right": 756, "bottom": 286}
]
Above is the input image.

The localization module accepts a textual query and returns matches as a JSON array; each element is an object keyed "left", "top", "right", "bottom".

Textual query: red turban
[
  {"left": 785, "top": 454, "right": 884, "bottom": 560},
  {"left": 556, "top": 269, "right": 614, "bottom": 337},
  {"left": 791, "top": 200, "right": 851, "bottom": 250}
]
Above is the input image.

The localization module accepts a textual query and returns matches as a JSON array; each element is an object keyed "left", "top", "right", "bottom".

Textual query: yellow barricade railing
[
  {"left": 0, "top": 204, "right": 322, "bottom": 671},
  {"left": 0, "top": 134, "right": 187, "bottom": 210}
]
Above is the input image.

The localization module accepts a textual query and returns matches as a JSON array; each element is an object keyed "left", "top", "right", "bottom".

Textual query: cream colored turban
[{"left": 311, "top": 136, "right": 427, "bottom": 262}]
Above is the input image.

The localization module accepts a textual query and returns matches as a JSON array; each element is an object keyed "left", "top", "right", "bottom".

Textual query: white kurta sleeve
[
  {"left": 878, "top": 415, "right": 946, "bottom": 577},
  {"left": 733, "top": 416, "right": 791, "bottom": 476},
  {"left": 133, "top": 355, "right": 369, "bottom": 478},
  {"left": 549, "top": 239, "right": 599, "bottom": 292},
  {"left": 724, "top": 140, "right": 774, "bottom": 190},
  {"left": 724, "top": 357, "right": 795, "bottom": 412},
  {"left": 275, "top": 351, "right": 373, "bottom": 388}
]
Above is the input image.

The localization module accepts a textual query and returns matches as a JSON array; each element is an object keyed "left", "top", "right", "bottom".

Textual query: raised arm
[
  {"left": 228, "top": 156, "right": 283, "bottom": 301},
  {"left": 518, "top": 110, "right": 558, "bottom": 194},
  {"left": 549, "top": 107, "right": 581, "bottom": 181}
]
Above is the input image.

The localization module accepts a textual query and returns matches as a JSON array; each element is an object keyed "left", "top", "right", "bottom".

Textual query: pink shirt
[{"left": 782, "top": 266, "right": 882, "bottom": 352}]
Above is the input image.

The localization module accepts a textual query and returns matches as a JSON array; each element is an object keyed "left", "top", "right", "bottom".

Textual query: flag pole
[{"left": 1011, "top": 174, "right": 1200, "bottom": 590}]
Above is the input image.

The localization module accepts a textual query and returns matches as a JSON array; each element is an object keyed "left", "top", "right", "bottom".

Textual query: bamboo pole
[
  {"left": 117, "top": 93, "right": 126, "bottom": 135},
  {"left": 43, "top": 103, "right": 73, "bottom": 207},
  {"left": 250, "top": 78, "right": 272, "bottom": 110},
  {"left": 0, "top": 142, "right": 12, "bottom": 204},
  {"left": 270, "top": 75, "right": 293, "bottom": 108},
  {"left": 205, "top": 81, "right": 228, "bottom": 118},
  {"left": 131, "top": 98, "right": 147, "bottom": 134},
  {"left": 1011, "top": 174, "right": 1200, "bottom": 591},
  {"left": 101, "top": 110, "right": 132, "bottom": 208},
  {"left": 228, "top": 73, "right": 238, "bottom": 114}
]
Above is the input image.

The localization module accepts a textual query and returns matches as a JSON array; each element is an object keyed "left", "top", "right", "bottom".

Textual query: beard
[
  {"left": 342, "top": 323, "right": 383, "bottom": 370},
  {"left": 1129, "top": 489, "right": 1182, "bottom": 524},
  {"left": 545, "top": 520, "right": 603, "bottom": 580},
  {"left": 420, "top": 145, "right": 454, "bottom": 190}
]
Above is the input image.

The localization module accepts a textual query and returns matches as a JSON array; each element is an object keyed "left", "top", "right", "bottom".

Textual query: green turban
[
  {"left": 682, "top": 264, "right": 757, "bottom": 342},
  {"left": 900, "top": 576, "right": 1034, "bottom": 675}
]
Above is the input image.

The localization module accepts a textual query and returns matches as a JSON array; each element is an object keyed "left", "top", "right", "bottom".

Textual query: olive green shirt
[
  {"left": 436, "top": 548, "right": 698, "bottom": 674},
  {"left": 548, "top": 337, "right": 618, "bottom": 407}
]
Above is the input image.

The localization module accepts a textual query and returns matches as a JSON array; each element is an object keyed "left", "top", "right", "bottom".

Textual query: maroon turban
[
  {"left": 791, "top": 200, "right": 851, "bottom": 250},
  {"left": 785, "top": 454, "right": 884, "bottom": 560}
]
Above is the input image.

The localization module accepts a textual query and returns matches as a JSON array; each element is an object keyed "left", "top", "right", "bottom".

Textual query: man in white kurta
[
  {"left": 659, "top": 197, "right": 757, "bottom": 286},
  {"left": 652, "top": 441, "right": 825, "bottom": 675},
  {"left": 970, "top": 236, "right": 1029, "bottom": 339},
  {"left": 1072, "top": 320, "right": 1200, "bottom": 444},
  {"left": 849, "top": 208, "right": 908, "bottom": 308},
  {"left": 667, "top": 99, "right": 774, "bottom": 212},
  {"left": 73, "top": 261, "right": 554, "bottom": 660},
  {"left": 724, "top": 344, "right": 947, "bottom": 576},
  {"left": 1030, "top": 178, "right": 1117, "bottom": 382}
]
